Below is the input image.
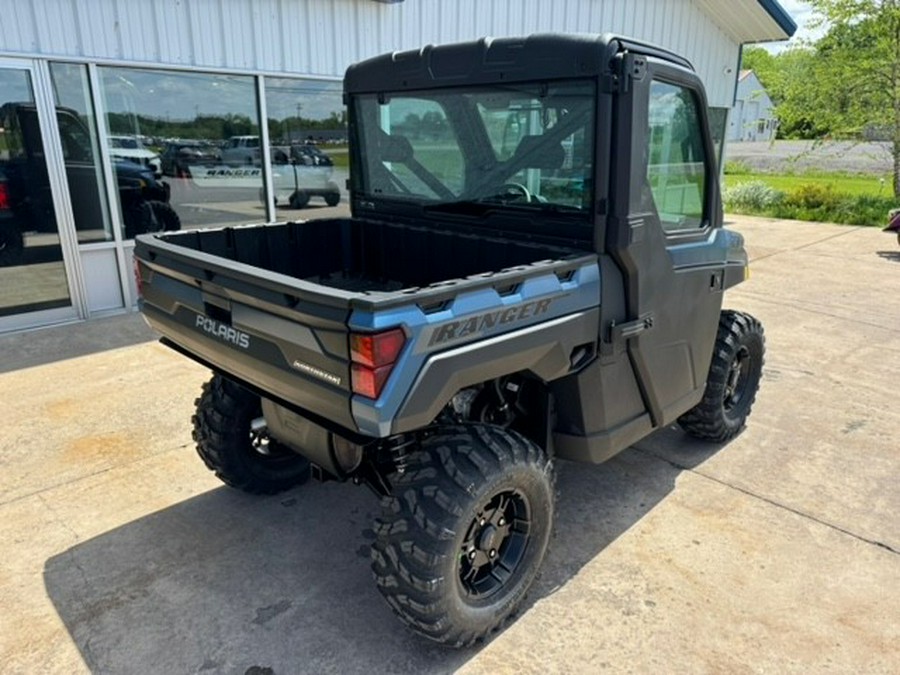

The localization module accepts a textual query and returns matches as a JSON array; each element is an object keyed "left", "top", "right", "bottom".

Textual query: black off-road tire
[
  {"left": 147, "top": 201, "right": 181, "bottom": 232},
  {"left": 289, "top": 191, "right": 310, "bottom": 209},
  {"left": 0, "top": 221, "right": 24, "bottom": 267},
  {"left": 371, "top": 424, "right": 554, "bottom": 647},
  {"left": 123, "top": 201, "right": 179, "bottom": 238},
  {"left": 678, "top": 310, "right": 765, "bottom": 442},
  {"left": 192, "top": 374, "right": 310, "bottom": 494},
  {"left": 324, "top": 192, "right": 340, "bottom": 207}
]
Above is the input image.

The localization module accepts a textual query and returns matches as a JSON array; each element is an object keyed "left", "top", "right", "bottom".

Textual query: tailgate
[{"left": 134, "top": 233, "right": 357, "bottom": 431}]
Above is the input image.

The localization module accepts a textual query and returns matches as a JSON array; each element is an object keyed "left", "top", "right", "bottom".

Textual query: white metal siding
[
  {"left": 0, "top": 0, "right": 747, "bottom": 107},
  {"left": 730, "top": 71, "right": 777, "bottom": 142}
]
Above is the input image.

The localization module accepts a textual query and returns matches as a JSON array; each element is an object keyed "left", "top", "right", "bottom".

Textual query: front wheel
[
  {"left": 678, "top": 310, "right": 765, "bottom": 442},
  {"left": 371, "top": 424, "right": 554, "bottom": 647},
  {"left": 147, "top": 201, "right": 181, "bottom": 232},
  {"left": 289, "top": 191, "right": 310, "bottom": 209},
  {"left": 192, "top": 374, "right": 310, "bottom": 494},
  {"left": 0, "top": 221, "right": 24, "bottom": 267}
]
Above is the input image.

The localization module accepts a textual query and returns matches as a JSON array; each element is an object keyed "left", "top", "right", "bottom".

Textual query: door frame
[
  {"left": 605, "top": 50, "right": 725, "bottom": 428},
  {"left": 0, "top": 57, "right": 87, "bottom": 333}
]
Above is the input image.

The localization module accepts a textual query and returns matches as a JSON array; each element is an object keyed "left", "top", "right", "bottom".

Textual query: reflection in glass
[
  {"left": 707, "top": 107, "right": 728, "bottom": 170},
  {"left": 647, "top": 81, "right": 708, "bottom": 231},
  {"left": 354, "top": 80, "right": 596, "bottom": 213},
  {"left": 0, "top": 67, "right": 71, "bottom": 317},
  {"left": 264, "top": 78, "right": 346, "bottom": 216},
  {"left": 49, "top": 62, "right": 114, "bottom": 243},
  {"left": 98, "top": 67, "right": 262, "bottom": 232}
]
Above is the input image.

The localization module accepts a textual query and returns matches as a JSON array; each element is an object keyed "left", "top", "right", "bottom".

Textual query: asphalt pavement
[{"left": 1, "top": 215, "right": 898, "bottom": 673}]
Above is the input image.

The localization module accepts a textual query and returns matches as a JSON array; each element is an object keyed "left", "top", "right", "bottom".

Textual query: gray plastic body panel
[
  {"left": 348, "top": 260, "right": 602, "bottom": 437},
  {"left": 384, "top": 308, "right": 600, "bottom": 436},
  {"left": 139, "top": 274, "right": 357, "bottom": 430}
]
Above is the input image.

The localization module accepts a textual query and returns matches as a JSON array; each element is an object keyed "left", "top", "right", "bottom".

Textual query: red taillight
[
  {"left": 350, "top": 328, "right": 405, "bottom": 368},
  {"left": 349, "top": 328, "right": 406, "bottom": 398},
  {"left": 351, "top": 363, "right": 393, "bottom": 399},
  {"left": 0, "top": 183, "right": 10, "bottom": 210}
]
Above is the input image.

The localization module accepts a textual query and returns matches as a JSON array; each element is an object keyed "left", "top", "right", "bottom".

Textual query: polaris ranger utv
[{"left": 134, "top": 33, "right": 765, "bottom": 647}]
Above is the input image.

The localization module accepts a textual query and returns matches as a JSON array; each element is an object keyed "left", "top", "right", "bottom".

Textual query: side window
[{"left": 647, "top": 81, "right": 708, "bottom": 231}]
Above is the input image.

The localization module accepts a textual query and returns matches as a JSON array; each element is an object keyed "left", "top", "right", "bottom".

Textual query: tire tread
[
  {"left": 678, "top": 310, "right": 765, "bottom": 442},
  {"left": 371, "top": 424, "right": 554, "bottom": 647},
  {"left": 192, "top": 374, "right": 309, "bottom": 494}
]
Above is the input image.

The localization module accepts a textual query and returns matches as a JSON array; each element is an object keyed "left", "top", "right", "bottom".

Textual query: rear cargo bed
[
  {"left": 134, "top": 218, "right": 589, "bottom": 436},
  {"left": 160, "top": 218, "right": 582, "bottom": 292}
]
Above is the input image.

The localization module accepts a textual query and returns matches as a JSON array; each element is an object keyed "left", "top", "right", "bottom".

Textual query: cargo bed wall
[{"left": 163, "top": 219, "right": 579, "bottom": 291}]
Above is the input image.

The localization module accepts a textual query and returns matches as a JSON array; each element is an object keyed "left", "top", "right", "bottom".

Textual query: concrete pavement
[{"left": 1, "top": 215, "right": 898, "bottom": 673}]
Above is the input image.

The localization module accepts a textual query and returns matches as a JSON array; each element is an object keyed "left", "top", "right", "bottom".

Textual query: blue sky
[{"left": 764, "top": 0, "right": 825, "bottom": 51}]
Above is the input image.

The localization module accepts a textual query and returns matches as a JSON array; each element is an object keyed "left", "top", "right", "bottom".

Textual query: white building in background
[
  {"left": 0, "top": 0, "right": 794, "bottom": 333},
  {"left": 729, "top": 70, "right": 778, "bottom": 142}
]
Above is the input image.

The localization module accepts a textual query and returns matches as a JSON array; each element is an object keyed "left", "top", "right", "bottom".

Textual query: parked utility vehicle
[
  {"left": 219, "top": 135, "right": 261, "bottom": 166},
  {"left": 134, "top": 34, "right": 765, "bottom": 647}
]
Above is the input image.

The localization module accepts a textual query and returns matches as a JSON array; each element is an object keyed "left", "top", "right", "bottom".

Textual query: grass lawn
[
  {"left": 722, "top": 168, "right": 899, "bottom": 226},
  {"left": 724, "top": 170, "right": 893, "bottom": 197},
  {"left": 322, "top": 145, "right": 349, "bottom": 169}
]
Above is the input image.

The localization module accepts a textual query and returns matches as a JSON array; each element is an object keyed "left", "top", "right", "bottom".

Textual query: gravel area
[{"left": 725, "top": 140, "right": 894, "bottom": 174}]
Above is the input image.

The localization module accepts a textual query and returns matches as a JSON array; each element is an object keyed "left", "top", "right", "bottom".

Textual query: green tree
[
  {"left": 803, "top": 0, "right": 900, "bottom": 195},
  {"left": 741, "top": 47, "right": 778, "bottom": 91},
  {"left": 740, "top": 46, "right": 822, "bottom": 139},
  {"left": 766, "top": 47, "right": 825, "bottom": 139}
]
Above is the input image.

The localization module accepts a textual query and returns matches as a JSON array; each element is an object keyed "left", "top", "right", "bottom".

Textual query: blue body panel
[{"left": 349, "top": 261, "right": 601, "bottom": 436}]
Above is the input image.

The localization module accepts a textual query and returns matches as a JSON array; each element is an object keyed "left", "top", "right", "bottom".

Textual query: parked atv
[{"left": 135, "top": 34, "right": 766, "bottom": 647}]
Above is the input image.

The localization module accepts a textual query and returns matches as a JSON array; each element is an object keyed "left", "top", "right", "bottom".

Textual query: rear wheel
[
  {"left": 192, "top": 374, "right": 310, "bottom": 494},
  {"left": 371, "top": 424, "right": 554, "bottom": 647},
  {"left": 678, "top": 310, "right": 765, "bottom": 442},
  {"left": 324, "top": 192, "right": 340, "bottom": 207}
]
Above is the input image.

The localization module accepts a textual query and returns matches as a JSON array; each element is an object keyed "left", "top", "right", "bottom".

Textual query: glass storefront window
[
  {"left": 264, "top": 78, "right": 346, "bottom": 217},
  {"left": 98, "top": 67, "right": 263, "bottom": 235},
  {"left": 0, "top": 67, "right": 72, "bottom": 317},
  {"left": 48, "top": 62, "right": 114, "bottom": 244}
]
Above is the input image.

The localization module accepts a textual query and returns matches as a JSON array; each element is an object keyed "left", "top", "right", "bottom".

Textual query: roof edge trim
[{"left": 757, "top": 0, "right": 798, "bottom": 38}]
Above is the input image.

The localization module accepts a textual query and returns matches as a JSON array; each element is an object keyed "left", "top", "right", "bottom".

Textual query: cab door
[{"left": 605, "top": 53, "right": 727, "bottom": 427}]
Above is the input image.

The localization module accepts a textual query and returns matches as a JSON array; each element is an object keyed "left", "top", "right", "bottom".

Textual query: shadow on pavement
[
  {"left": 43, "top": 431, "right": 726, "bottom": 674},
  {"left": 876, "top": 250, "right": 900, "bottom": 263},
  {"left": 0, "top": 313, "right": 157, "bottom": 373}
]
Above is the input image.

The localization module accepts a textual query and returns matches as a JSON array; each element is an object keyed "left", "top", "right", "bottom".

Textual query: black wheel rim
[
  {"left": 458, "top": 489, "right": 530, "bottom": 599},
  {"left": 724, "top": 345, "right": 752, "bottom": 412},
  {"left": 247, "top": 414, "right": 296, "bottom": 466}
]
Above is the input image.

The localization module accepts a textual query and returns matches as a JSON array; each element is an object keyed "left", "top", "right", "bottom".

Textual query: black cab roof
[{"left": 344, "top": 33, "right": 694, "bottom": 95}]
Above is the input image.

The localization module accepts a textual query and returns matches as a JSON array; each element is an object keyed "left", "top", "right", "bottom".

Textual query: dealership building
[{"left": 0, "top": 0, "right": 793, "bottom": 334}]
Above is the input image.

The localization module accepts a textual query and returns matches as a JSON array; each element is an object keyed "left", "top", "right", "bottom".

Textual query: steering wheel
[{"left": 499, "top": 182, "right": 533, "bottom": 203}]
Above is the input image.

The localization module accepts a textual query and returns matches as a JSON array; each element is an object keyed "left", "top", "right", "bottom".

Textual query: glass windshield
[{"left": 354, "top": 80, "right": 595, "bottom": 215}]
